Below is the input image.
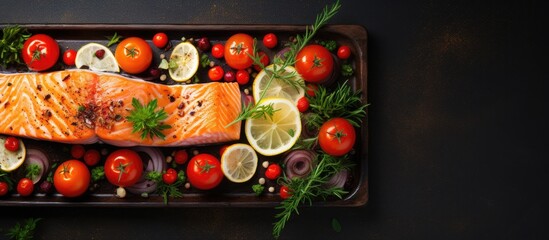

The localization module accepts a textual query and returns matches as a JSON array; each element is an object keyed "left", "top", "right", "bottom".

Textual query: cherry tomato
[
  {"left": 253, "top": 51, "right": 270, "bottom": 72},
  {"left": 173, "top": 150, "right": 189, "bottom": 165},
  {"left": 297, "top": 97, "right": 310, "bottom": 113},
  {"left": 162, "top": 168, "right": 178, "bottom": 185},
  {"left": 224, "top": 33, "right": 254, "bottom": 70},
  {"left": 295, "top": 44, "right": 334, "bottom": 83},
  {"left": 236, "top": 69, "right": 250, "bottom": 85},
  {"left": 53, "top": 160, "right": 90, "bottom": 197},
  {"left": 306, "top": 83, "right": 319, "bottom": 97},
  {"left": 208, "top": 66, "right": 224, "bottom": 81},
  {"left": 211, "top": 43, "right": 224, "bottom": 59},
  {"left": 279, "top": 185, "right": 292, "bottom": 199},
  {"left": 104, "top": 149, "right": 144, "bottom": 187},
  {"left": 115, "top": 37, "right": 153, "bottom": 74},
  {"left": 265, "top": 163, "right": 282, "bottom": 180},
  {"left": 83, "top": 149, "right": 101, "bottom": 166},
  {"left": 318, "top": 118, "right": 356, "bottom": 156},
  {"left": 219, "top": 145, "right": 229, "bottom": 156},
  {"left": 22, "top": 34, "right": 60, "bottom": 71},
  {"left": 17, "top": 178, "right": 34, "bottom": 197},
  {"left": 70, "top": 144, "right": 85, "bottom": 159},
  {"left": 63, "top": 49, "right": 77, "bottom": 66},
  {"left": 337, "top": 45, "right": 352, "bottom": 60},
  {"left": 0, "top": 182, "right": 9, "bottom": 196},
  {"left": 152, "top": 32, "right": 169, "bottom": 48},
  {"left": 224, "top": 70, "right": 236, "bottom": 82},
  {"left": 4, "top": 136, "right": 20, "bottom": 152},
  {"left": 186, "top": 153, "right": 223, "bottom": 190},
  {"left": 263, "top": 33, "right": 278, "bottom": 49}
]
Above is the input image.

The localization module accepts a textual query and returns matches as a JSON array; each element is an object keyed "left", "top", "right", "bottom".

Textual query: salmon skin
[{"left": 0, "top": 70, "right": 242, "bottom": 146}]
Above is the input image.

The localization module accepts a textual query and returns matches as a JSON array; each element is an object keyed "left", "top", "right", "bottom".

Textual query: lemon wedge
[
  {"left": 0, "top": 136, "right": 26, "bottom": 172},
  {"left": 245, "top": 98, "right": 302, "bottom": 156},
  {"left": 75, "top": 43, "right": 119, "bottom": 72},
  {"left": 221, "top": 143, "right": 258, "bottom": 183},
  {"left": 253, "top": 65, "right": 304, "bottom": 104},
  {"left": 169, "top": 42, "right": 199, "bottom": 82}
]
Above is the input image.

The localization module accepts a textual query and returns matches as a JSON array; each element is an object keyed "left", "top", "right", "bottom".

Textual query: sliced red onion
[
  {"left": 283, "top": 150, "right": 316, "bottom": 179},
  {"left": 274, "top": 47, "right": 291, "bottom": 61},
  {"left": 325, "top": 169, "right": 349, "bottom": 189},
  {"left": 25, "top": 149, "right": 50, "bottom": 184},
  {"left": 126, "top": 147, "right": 166, "bottom": 195}
]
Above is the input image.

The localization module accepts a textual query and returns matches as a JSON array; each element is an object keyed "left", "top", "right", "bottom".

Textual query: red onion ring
[
  {"left": 25, "top": 149, "right": 50, "bottom": 184},
  {"left": 126, "top": 147, "right": 166, "bottom": 195},
  {"left": 283, "top": 150, "right": 316, "bottom": 179},
  {"left": 325, "top": 169, "right": 349, "bottom": 189}
]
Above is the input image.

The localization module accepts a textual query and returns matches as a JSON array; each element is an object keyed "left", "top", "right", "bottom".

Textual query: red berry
[
  {"left": 337, "top": 45, "right": 352, "bottom": 59},
  {"left": 263, "top": 33, "right": 278, "bottom": 49},
  {"left": 236, "top": 70, "right": 250, "bottom": 85},
  {"left": 95, "top": 49, "right": 105, "bottom": 59},
  {"left": 224, "top": 70, "right": 236, "bottom": 82},
  {"left": 174, "top": 150, "right": 189, "bottom": 165},
  {"left": 211, "top": 43, "right": 224, "bottom": 59},
  {"left": 197, "top": 37, "right": 211, "bottom": 51},
  {"left": 83, "top": 149, "right": 101, "bottom": 166},
  {"left": 70, "top": 145, "right": 85, "bottom": 159},
  {"left": 297, "top": 97, "right": 310, "bottom": 113}
]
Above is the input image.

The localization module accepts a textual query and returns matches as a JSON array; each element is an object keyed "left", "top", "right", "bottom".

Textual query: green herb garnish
[
  {"left": 25, "top": 164, "right": 41, "bottom": 180},
  {"left": 91, "top": 166, "right": 105, "bottom": 182},
  {"left": 200, "top": 53, "right": 210, "bottom": 68},
  {"left": 146, "top": 170, "right": 186, "bottom": 204},
  {"left": 318, "top": 40, "right": 337, "bottom": 52},
  {"left": 106, "top": 32, "right": 122, "bottom": 47},
  {"left": 341, "top": 63, "right": 354, "bottom": 77},
  {"left": 0, "top": 25, "right": 31, "bottom": 67},
  {"left": 126, "top": 98, "right": 172, "bottom": 140},
  {"left": 5, "top": 218, "right": 41, "bottom": 240},
  {"left": 252, "top": 184, "right": 265, "bottom": 196}
]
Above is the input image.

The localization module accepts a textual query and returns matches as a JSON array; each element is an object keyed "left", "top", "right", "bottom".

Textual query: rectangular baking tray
[{"left": 0, "top": 24, "right": 368, "bottom": 207}]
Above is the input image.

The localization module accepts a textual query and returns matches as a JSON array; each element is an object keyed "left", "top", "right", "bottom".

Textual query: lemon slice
[
  {"left": 75, "top": 43, "right": 119, "bottom": 72},
  {"left": 169, "top": 42, "right": 199, "bottom": 82},
  {"left": 245, "top": 98, "right": 302, "bottom": 156},
  {"left": 253, "top": 64, "right": 305, "bottom": 104},
  {"left": 221, "top": 143, "right": 258, "bottom": 183},
  {"left": 0, "top": 136, "right": 26, "bottom": 172}
]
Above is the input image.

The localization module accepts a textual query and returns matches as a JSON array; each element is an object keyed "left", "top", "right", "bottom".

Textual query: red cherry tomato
[
  {"left": 224, "top": 33, "right": 254, "bottom": 70},
  {"left": 53, "top": 160, "right": 90, "bottom": 197},
  {"left": 174, "top": 150, "right": 189, "bottom": 165},
  {"left": 4, "top": 136, "right": 20, "bottom": 152},
  {"left": 236, "top": 69, "right": 250, "bottom": 85},
  {"left": 306, "top": 83, "right": 319, "bottom": 97},
  {"left": 297, "top": 97, "right": 310, "bottom": 113},
  {"left": 295, "top": 44, "right": 334, "bottom": 83},
  {"left": 253, "top": 51, "right": 270, "bottom": 72},
  {"left": 70, "top": 144, "right": 85, "bottom": 159},
  {"left": 104, "top": 149, "right": 144, "bottom": 187},
  {"left": 265, "top": 163, "right": 282, "bottom": 180},
  {"left": 83, "top": 149, "right": 101, "bottom": 166},
  {"left": 152, "top": 32, "right": 169, "bottom": 48},
  {"left": 279, "top": 185, "right": 292, "bottom": 199},
  {"left": 318, "top": 118, "right": 356, "bottom": 156},
  {"left": 63, "top": 49, "right": 77, "bottom": 66},
  {"left": 208, "top": 66, "right": 224, "bottom": 81},
  {"left": 22, "top": 34, "right": 60, "bottom": 71},
  {"left": 186, "top": 153, "right": 223, "bottom": 190},
  {"left": 162, "top": 168, "right": 178, "bottom": 185},
  {"left": 263, "top": 33, "right": 278, "bottom": 49},
  {"left": 211, "top": 43, "right": 224, "bottom": 59},
  {"left": 0, "top": 182, "right": 9, "bottom": 196},
  {"left": 337, "top": 45, "right": 352, "bottom": 60},
  {"left": 17, "top": 178, "right": 34, "bottom": 197}
]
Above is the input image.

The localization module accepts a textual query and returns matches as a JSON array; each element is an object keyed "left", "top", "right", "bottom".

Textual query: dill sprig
[
  {"left": 6, "top": 218, "right": 42, "bottom": 240},
  {"left": 0, "top": 25, "right": 30, "bottom": 67},
  {"left": 126, "top": 98, "right": 172, "bottom": 140},
  {"left": 308, "top": 81, "right": 368, "bottom": 128},
  {"left": 228, "top": 0, "right": 340, "bottom": 127},
  {"left": 273, "top": 153, "right": 351, "bottom": 238}
]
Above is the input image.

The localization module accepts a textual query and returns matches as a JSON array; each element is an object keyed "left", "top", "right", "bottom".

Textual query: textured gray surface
[{"left": 1, "top": 0, "right": 549, "bottom": 239}]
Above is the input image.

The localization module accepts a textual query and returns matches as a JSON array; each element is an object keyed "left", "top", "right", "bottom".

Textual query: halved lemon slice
[
  {"left": 75, "top": 43, "right": 119, "bottom": 72},
  {"left": 169, "top": 42, "right": 199, "bottom": 82},
  {"left": 253, "top": 64, "right": 305, "bottom": 104},
  {"left": 0, "top": 136, "right": 26, "bottom": 172},
  {"left": 221, "top": 143, "right": 258, "bottom": 183},
  {"left": 245, "top": 98, "right": 302, "bottom": 156}
]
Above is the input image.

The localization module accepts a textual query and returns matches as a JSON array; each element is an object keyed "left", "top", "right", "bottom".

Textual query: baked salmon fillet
[
  {"left": 0, "top": 71, "right": 98, "bottom": 144},
  {"left": 95, "top": 73, "right": 242, "bottom": 147},
  {"left": 0, "top": 70, "right": 242, "bottom": 147}
]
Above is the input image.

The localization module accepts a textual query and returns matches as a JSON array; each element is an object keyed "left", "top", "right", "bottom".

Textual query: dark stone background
[{"left": 1, "top": 0, "right": 548, "bottom": 239}]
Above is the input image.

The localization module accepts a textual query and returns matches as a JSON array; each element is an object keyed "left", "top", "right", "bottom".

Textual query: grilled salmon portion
[
  {"left": 95, "top": 73, "right": 242, "bottom": 146},
  {"left": 0, "top": 71, "right": 98, "bottom": 144}
]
